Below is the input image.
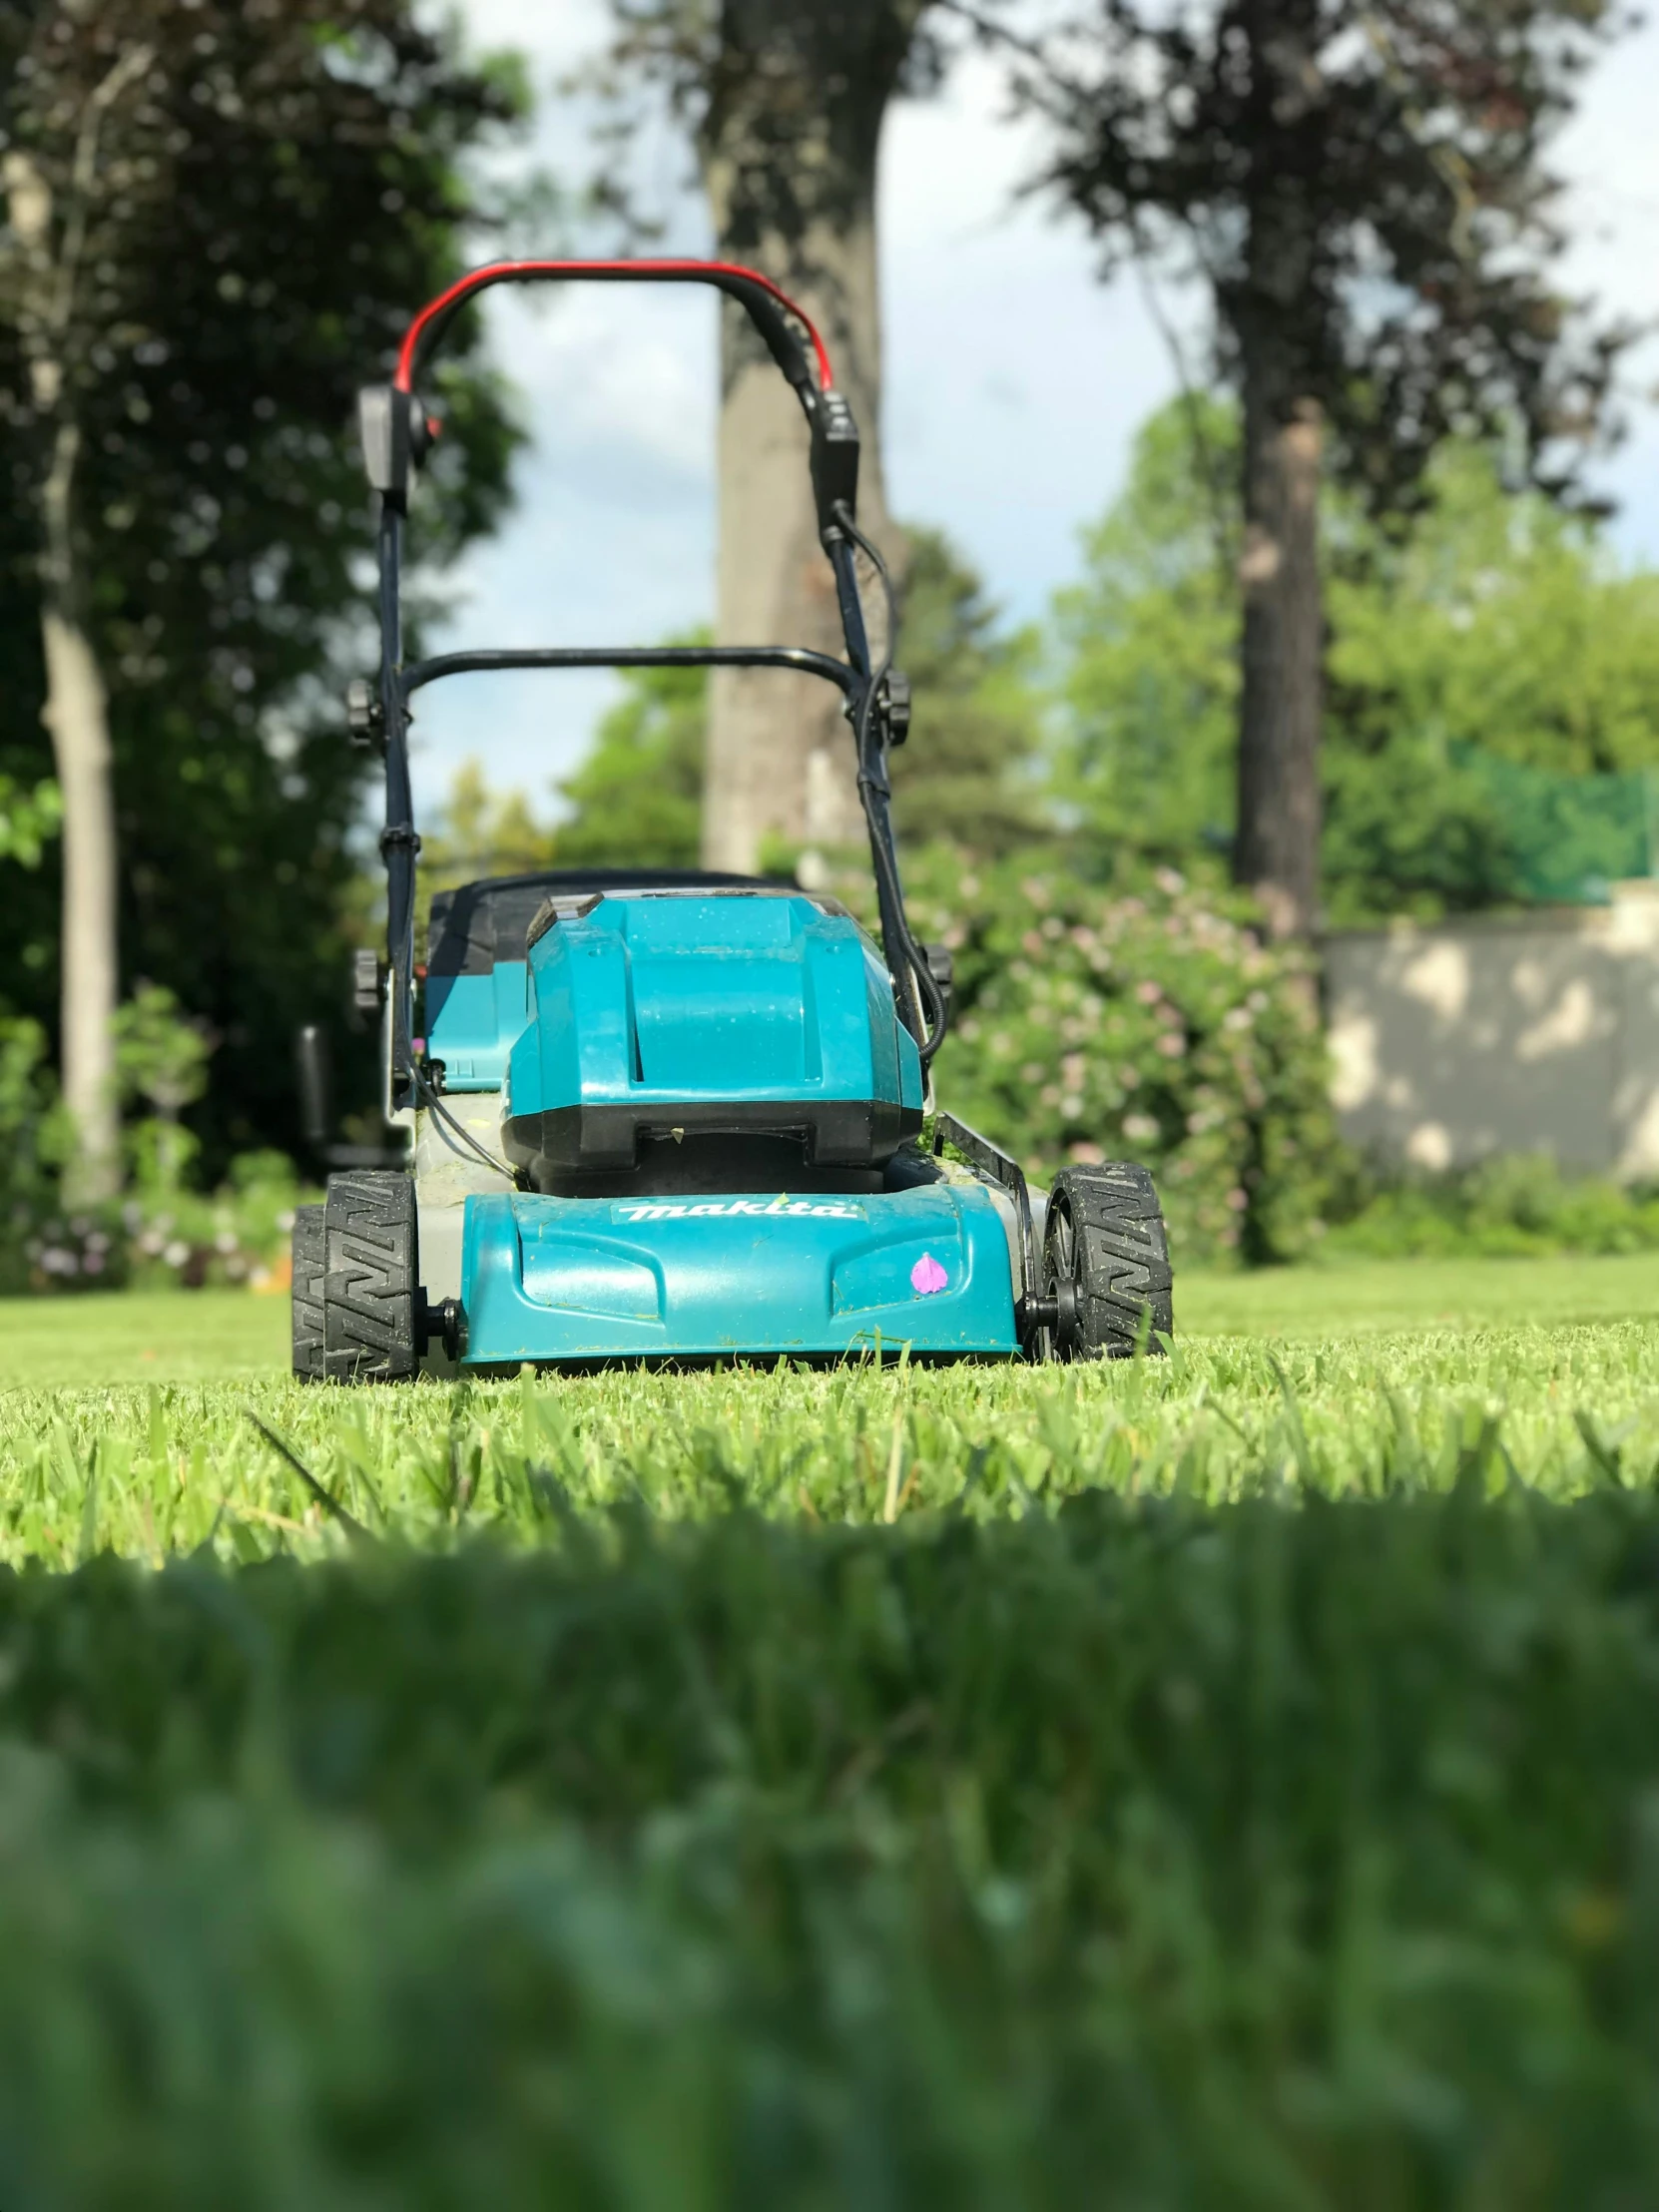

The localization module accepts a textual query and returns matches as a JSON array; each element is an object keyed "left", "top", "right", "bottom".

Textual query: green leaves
[
  {"left": 901, "top": 846, "right": 1338, "bottom": 1265},
  {"left": 1054, "top": 401, "right": 1659, "bottom": 922},
  {"left": 0, "top": 0, "right": 530, "bottom": 1170},
  {"left": 0, "top": 774, "right": 61, "bottom": 868},
  {"left": 554, "top": 648, "right": 709, "bottom": 870}
]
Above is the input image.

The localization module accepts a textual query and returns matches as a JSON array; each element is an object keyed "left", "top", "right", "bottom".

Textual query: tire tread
[
  {"left": 323, "top": 1172, "right": 418, "bottom": 1382},
  {"left": 1051, "top": 1163, "right": 1173, "bottom": 1359},
  {"left": 290, "top": 1203, "right": 325, "bottom": 1382}
]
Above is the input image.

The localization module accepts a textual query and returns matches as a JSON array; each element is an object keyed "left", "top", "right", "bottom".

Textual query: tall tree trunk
[
  {"left": 697, "top": 1, "right": 922, "bottom": 878},
  {"left": 1230, "top": 1, "right": 1325, "bottom": 940},
  {"left": 40, "top": 421, "right": 121, "bottom": 1203},
  {"left": 5, "top": 144, "right": 125, "bottom": 1200},
  {"left": 1235, "top": 386, "right": 1323, "bottom": 939}
]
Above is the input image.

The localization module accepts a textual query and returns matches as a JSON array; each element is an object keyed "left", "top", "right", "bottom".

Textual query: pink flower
[{"left": 911, "top": 1253, "right": 948, "bottom": 1296}]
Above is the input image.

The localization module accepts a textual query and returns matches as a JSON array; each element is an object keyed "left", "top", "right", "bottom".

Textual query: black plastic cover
[
  {"left": 426, "top": 868, "right": 776, "bottom": 977},
  {"left": 810, "top": 389, "right": 860, "bottom": 537}
]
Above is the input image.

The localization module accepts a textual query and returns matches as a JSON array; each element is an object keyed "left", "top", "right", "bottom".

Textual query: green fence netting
[{"left": 1456, "top": 749, "right": 1659, "bottom": 905}]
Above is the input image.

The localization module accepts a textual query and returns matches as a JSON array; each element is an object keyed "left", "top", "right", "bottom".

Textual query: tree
[
  {"left": 416, "top": 656, "right": 707, "bottom": 902},
  {"left": 1055, "top": 396, "right": 1659, "bottom": 919},
  {"left": 1323, "top": 442, "right": 1659, "bottom": 918},
  {"left": 420, "top": 761, "right": 562, "bottom": 895},
  {"left": 998, "top": 0, "right": 1627, "bottom": 936},
  {"left": 1327, "top": 445, "right": 1659, "bottom": 783},
  {"left": 591, "top": 2, "right": 940, "bottom": 873},
  {"left": 884, "top": 527, "right": 1045, "bottom": 853},
  {"left": 0, "top": 2, "right": 523, "bottom": 1186},
  {"left": 1053, "top": 398, "right": 1239, "bottom": 862},
  {"left": 555, "top": 657, "right": 707, "bottom": 869},
  {"left": 416, "top": 530, "right": 1042, "bottom": 879}
]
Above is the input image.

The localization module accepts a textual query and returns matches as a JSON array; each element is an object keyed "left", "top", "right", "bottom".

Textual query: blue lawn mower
[{"left": 290, "top": 258, "right": 1173, "bottom": 1381}]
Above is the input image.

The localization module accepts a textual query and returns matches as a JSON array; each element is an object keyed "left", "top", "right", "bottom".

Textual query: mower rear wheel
[
  {"left": 1042, "top": 1164, "right": 1172, "bottom": 1361},
  {"left": 322, "top": 1171, "right": 420, "bottom": 1383},
  {"left": 290, "top": 1203, "right": 325, "bottom": 1382}
]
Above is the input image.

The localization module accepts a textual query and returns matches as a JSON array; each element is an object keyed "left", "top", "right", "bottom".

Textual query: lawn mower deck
[{"left": 291, "top": 258, "right": 1171, "bottom": 1381}]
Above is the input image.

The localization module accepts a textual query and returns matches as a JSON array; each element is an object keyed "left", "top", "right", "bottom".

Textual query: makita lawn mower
[{"left": 291, "top": 259, "right": 1172, "bottom": 1381}]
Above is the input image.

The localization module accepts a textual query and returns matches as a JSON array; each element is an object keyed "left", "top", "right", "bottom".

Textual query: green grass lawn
[
  {"left": 0, "top": 1255, "right": 1652, "bottom": 1566},
  {"left": 0, "top": 1282, "right": 291, "bottom": 1385},
  {"left": 7, "top": 1246, "right": 1659, "bottom": 1390},
  {"left": 1, "top": 1257, "right": 1658, "bottom": 2201}
]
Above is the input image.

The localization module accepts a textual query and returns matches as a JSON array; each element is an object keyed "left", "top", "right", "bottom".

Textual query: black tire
[
  {"left": 323, "top": 1171, "right": 419, "bottom": 1383},
  {"left": 290, "top": 1203, "right": 325, "bottom": 1382},
  {"left": 1043, "top": 1164, "right": 1173, "bottom": 1361}
]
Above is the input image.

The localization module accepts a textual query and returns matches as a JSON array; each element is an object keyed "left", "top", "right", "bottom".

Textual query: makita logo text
[{"left": 615, "top": 1198, "right": 861, "bottom": 1222}]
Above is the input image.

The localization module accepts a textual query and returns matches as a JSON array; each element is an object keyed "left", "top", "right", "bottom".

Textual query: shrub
[
  {"left": 0, "top": 1014, "right": 73, "bottom": 1295},
  {"left": 1324, "top": 1153, "right": 1659, "bottom": 1260},
  {"left": 116, "top": 1149, "right": 308, "bottom": 1293},
  {"left": 0, "top": 1001, "right": 307, "bottom": 1295},
  {"left": 894, "top": 847, "right": 1341, "bottom": 1266}
]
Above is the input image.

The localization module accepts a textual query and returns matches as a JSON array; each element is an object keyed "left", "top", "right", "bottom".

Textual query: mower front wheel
[
  {"left": 319, "top": 1171, "right": 420, "bottom": 1383},
  {"left": 290, "top": 1203, "right": 325, "bottom": 1382},
  {"left": 1041, "top": 1164, "right": 1173, "bottom": 1361}
]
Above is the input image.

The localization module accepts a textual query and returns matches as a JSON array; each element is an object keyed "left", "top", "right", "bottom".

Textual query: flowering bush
[
  {"left": 0, "top": 1009, "right": 309, "bottom": 1295},
  {"left": 118, "top": 1150, "right": 307, "bottom": 1292},
  {"left": 16, "top": 1149, "right": 307, "bottom": 1295},
  {"left": 893, "top": 847, "right": 1342, "bottom": 1266}
]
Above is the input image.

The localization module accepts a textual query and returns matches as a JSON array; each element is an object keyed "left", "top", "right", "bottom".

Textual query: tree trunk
[
  {"left": 697, "top": 1, "right": 922, "bottom": 877},
  {"left": 1230, "top": 0, "right": 1325, "bottom": 940},
  {"left": 5, "top": 137, "right": 127, "bottom": 1201},
  {"left": 1235, "top": 389, "right": 1323, "bottom": 939},
  {"left": 39, "top": 416, "right": 122, "bottom": 1203}
]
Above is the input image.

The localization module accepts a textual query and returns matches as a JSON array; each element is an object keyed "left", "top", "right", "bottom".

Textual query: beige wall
[{"left": 1326, "top": 881, "right": 1659, "bottom": 1179}]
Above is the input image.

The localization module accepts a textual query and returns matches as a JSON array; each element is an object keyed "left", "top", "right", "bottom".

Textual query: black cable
[
  {"left": 830, "top": 502, "right": 950, "bottom": 1065},
  {"left": 411, "top": 1063, "right": 517, "bottom": 1181}
]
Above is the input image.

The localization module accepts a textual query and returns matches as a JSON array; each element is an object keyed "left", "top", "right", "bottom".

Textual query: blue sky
[{"left": 405, "top": 0, "right": 1659, "bottom": 814}]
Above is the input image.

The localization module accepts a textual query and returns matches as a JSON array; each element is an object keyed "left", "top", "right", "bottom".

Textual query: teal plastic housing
[
  {"left": 423, "top": 963, "right": 529, "bottom": 1090},
  {"left": 505, "top": 892, "right": 923, "bottom": 1125},
  {"left": 457, "top": 1183, "right": 1020, "bottom": 1364}
]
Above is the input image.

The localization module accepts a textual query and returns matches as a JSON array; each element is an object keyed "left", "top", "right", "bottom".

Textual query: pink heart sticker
[{"left": 910, "top": 1252, "right": 948, "bottom": 1296}]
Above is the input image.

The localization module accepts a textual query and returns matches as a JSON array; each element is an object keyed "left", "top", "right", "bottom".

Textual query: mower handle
[
  {"left": 361, "top": 263, "right": 895, "bottom": 1118},
  {"left": 395, "top": 258, "right": 835, "bottom": 399},
  {"left": 398, "top": 643, "right": 859, "bottom": 703},
  {"left": 364, "top": 258, "right": 860, "bottom": 537}
]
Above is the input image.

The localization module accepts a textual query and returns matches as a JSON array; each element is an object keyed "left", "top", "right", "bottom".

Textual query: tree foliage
[
  {"left": 0, "top": 1, "right": 527, "bottom": 1170},
  {"left": 1012, "top": 0, "right": 1628, "bottom": 513},
  {"left": 885, "top": 527, "right": 1046, "bottom": 853},
  {"left": 1328, "top": 449, "right": 1659, "bottom": 778},
  {"left": 556, "top": 658, "right": 708, "bottom": 870},
  {"left": 585, "top": 2, "right": 946, "bottom": 241},
  {"left": 989, "top": 0, "right": 1630, "bottom": 936},
  {"left": 1056, "top": 397, "right": 1659, "bottom": 920},
  {"left": 1053, "top": 399, "right": 1238, "bottom": 862},
  {"left": 441, "top": 534, "right": 1046, "bottom": 878}
]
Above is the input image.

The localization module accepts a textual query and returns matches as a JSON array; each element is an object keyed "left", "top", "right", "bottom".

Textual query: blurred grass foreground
[{"left": 0, "top": 1267, "right": 1648, "bottom": 2199}]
